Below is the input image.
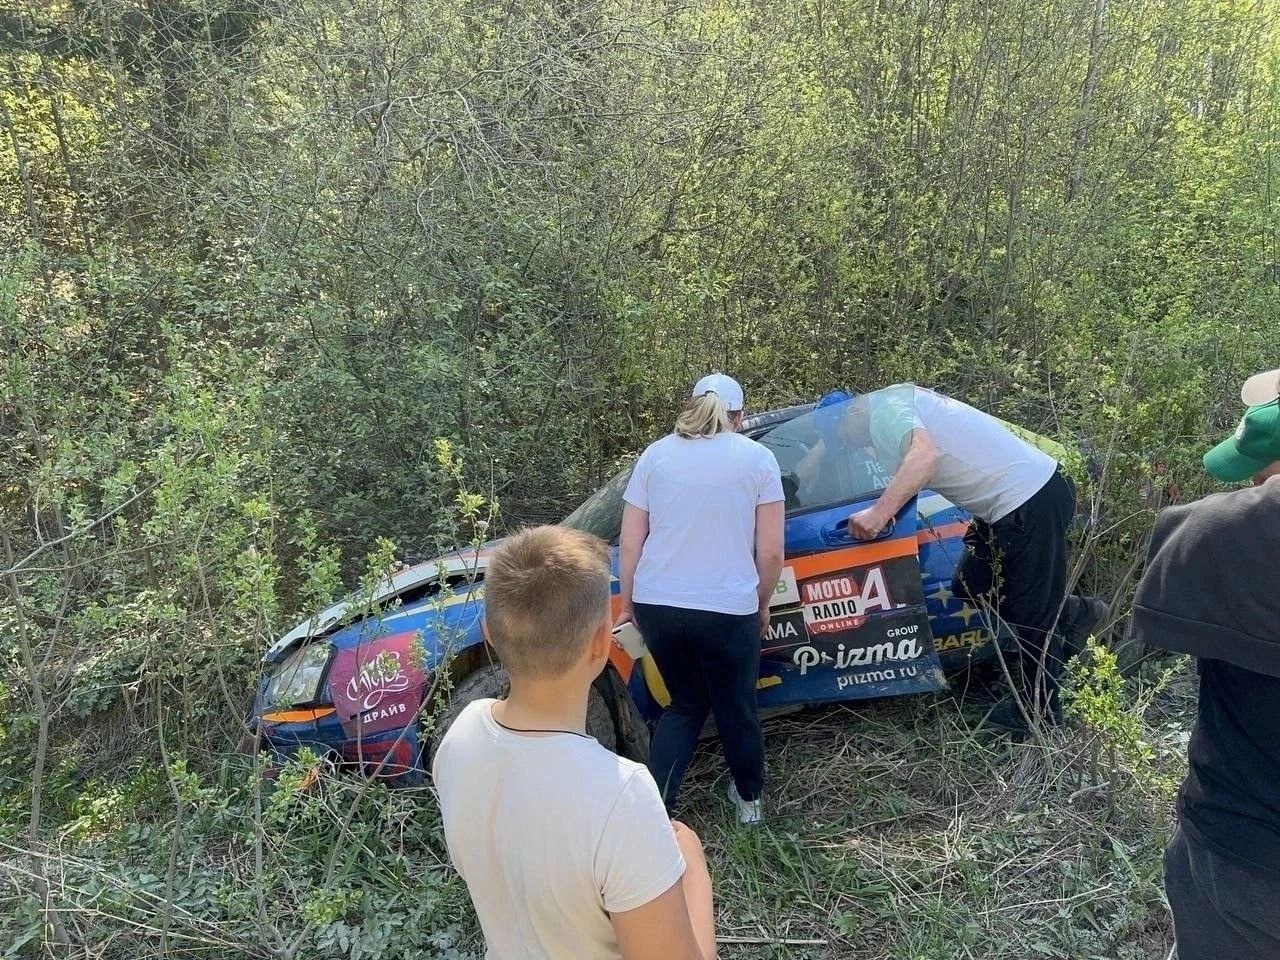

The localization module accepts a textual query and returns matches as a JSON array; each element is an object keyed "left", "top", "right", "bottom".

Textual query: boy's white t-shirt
[
  {"left": 870, "top": 387, "right": 1057, "bottom": 523},
  {"left": 623, "top": 431, "right": 784, "bottom": 615},
  {"left": 432, "top": 699, "right": 686, "bottom": 960}
]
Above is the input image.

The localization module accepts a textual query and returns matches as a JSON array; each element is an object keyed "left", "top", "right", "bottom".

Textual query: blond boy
[{"left": 433, "top": 526, "right": 716, "bottom": 960}]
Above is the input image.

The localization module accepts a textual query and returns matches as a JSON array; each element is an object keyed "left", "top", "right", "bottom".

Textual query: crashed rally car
[{"left": 247, "top": 385, "right": 1076, "bottom": 783}]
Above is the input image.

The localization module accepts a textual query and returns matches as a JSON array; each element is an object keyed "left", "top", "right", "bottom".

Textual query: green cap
[{"left": 1204, "top": 401, "right": 1280, "bottom": 482}]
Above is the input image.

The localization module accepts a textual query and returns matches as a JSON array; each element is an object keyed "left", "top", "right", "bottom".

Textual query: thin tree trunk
[
  {"left": 1068, "top": 0, "right": 1108, "bottom": 203},
  {"left": 1, "top": 528, "right": 74, "bottom": 950},
  {"left": 41, "top": 58, "right": 95, "bottom": 256},
  {"left": 1, "top": 65, "right": 52, "bottom": 292}
]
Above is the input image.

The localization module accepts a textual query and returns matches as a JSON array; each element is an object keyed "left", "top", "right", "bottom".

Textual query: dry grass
[
  {"left": 671, "top": 674, "right": 1192, "bottom": 960},
  {"left": 2, "top": 657, "right": 1195, "bottom": 960}
]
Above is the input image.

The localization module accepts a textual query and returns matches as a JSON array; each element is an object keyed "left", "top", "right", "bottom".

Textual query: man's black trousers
[
  {"left": 954, "top": 469, "right": 1077, "bottom": 718},
  {"left": 1164, "top": 826, "right": 1280, "bottom": 959}
]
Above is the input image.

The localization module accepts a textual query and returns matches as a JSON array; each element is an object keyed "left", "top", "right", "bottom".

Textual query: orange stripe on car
[
  {"left": 917, "top": 521, "right": 969, "bottom": 544},
  {"left": 788, "top": 538, "right": 917, "bottom": 580},
  {"left": 261, "top": 707, "right": 336, "bottom": 724}
]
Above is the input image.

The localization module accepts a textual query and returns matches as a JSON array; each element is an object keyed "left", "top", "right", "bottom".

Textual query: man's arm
[
  {"left": 612, "top": 822, "right": 716, "bottom": 960},
  {"left": 794, "top": 437, "right": 827, "bottom": 484},
  {"left": 754, "top": 500, "right": 785, "bottom": 637},
  {"left": 616, "top": 503, "right": 649, "bottom": 625},
  {"left": 849, "top": 428, "right": 938, "bottom": 539}
]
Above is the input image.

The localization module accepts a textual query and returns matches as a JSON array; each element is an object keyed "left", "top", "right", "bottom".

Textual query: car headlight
[{"left": 264, "top": 643, "right": 333, "bottom": 709}]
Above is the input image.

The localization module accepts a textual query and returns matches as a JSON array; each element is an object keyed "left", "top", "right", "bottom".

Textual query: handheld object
[{"left": 611, "top": 621, "right": 649, "bottom": 659}]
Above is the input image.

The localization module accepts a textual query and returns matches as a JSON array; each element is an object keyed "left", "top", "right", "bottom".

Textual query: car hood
[{"left": 264, "top": 542, "right": 503, "bottom": 663}]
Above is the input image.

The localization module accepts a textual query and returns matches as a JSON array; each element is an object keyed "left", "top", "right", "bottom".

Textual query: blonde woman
[{"left": 616, "top": 374, "right": 785, "bottom": 824}]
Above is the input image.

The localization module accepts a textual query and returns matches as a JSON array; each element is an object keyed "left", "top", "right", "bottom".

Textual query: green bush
[{"left": 3, "top": 0, "right": 1275, "bottom": 953}]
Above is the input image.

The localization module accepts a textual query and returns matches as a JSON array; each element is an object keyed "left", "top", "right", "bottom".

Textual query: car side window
[
  {"left": 752, "top": 414, "right": 896, "bottom": 519},
  {"left": 562, "top": 387, "right": 918, "bottom": 536}
]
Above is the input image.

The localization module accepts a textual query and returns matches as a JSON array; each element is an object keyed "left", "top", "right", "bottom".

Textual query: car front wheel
[{"left": 428, "top": 662, "right": 643, "bottom": 768}]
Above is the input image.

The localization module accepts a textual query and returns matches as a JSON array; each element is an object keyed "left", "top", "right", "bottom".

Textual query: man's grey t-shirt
[{"left": 871, "top": 387, "right": 1056, "bottom": 523}]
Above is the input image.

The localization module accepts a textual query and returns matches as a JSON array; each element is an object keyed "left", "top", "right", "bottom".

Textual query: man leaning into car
[{"left": 802, "top": 385, "right": 1105, "bottom": 731}]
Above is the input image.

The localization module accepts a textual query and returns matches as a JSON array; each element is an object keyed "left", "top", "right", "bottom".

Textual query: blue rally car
[{"left": 248, "top": 386, "right": 1072, "bottom": 783}]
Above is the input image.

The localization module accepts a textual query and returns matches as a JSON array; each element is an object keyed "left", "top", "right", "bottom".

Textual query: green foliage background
[{"left": 2, "top": 0, "right": 1277, "bottom": 956}]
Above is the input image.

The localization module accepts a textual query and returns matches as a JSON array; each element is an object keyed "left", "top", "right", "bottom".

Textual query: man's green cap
[{"left": 1204, "top": 401, "right": 1280, "bottom": 482}]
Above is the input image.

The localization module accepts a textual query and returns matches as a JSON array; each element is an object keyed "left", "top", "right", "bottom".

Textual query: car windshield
[
  {"left": 560, "top": 385, "right": 917, "bottom": 541},
  {"left": 562, "top": 463, "right": 635, "bottom": 542}
]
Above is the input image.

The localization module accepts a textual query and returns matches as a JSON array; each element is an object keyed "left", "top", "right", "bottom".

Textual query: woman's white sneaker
[{"left": 727, "top": 782, "right": 764, "bottom": 825}]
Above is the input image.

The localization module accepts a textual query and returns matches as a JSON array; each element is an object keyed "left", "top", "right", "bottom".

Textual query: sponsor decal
[
  {"left": 776, "top": 611, "right": 945, "bottom": 693},
  {"left": 765, "top": 612, "right": 804, "bottom": 644},
  {"left": 835, "top": 663, "right": 926, "bottom": 690},
  {"left": 769, "top": 567, "right": 800, "bottom": 609},
  {"left": 760, "top": 610, "right": 814, "bottom": 664},
  {"left": 800, "top": 565, "right": 895, "bottom": 634},
  {"left": 792, "top": 635, "right": 923, "bottom": 676},
  {"left": 329, "top": 632, "right": 427, "bottom": 736},
  {"left": 935, "top": 629, "right": 992, "bottom": 653},
  {"left": 756, "top": 554, "right": 949, "bottom": 704},
  {"left": 345, "top": 650, "right": 412, "bottom": 711}
]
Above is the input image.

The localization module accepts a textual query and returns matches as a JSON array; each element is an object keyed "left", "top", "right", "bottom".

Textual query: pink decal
[{"left": 328, "top": 632, "right": 427, "bottom": 736}]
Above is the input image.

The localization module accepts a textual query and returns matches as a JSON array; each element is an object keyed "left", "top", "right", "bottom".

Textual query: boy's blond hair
[{"left": 484, "top": 526, "right": 611, "bottom": 679}]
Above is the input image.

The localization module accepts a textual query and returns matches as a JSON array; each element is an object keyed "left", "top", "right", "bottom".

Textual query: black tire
[
  {"left": 596, "top": 666, "right": 651, "bottom": 765},
  {"left": 427, "top": 663, "right": 510, "bottom": 769},
  {"left": 586, "top": 681, "right": 620, "bottom": 753},
  {"left": 428, "top": 663, "right": 627, "bottom": 767}
]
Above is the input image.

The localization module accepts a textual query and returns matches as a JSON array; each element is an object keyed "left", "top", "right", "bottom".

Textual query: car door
[{"left": 753, "top": 388, "right": 948, "bottom": 709}]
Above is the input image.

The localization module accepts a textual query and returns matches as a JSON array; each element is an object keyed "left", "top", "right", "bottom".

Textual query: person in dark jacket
[{"left": 1130, "top": 370, "right": 1280, "bottom": 960}]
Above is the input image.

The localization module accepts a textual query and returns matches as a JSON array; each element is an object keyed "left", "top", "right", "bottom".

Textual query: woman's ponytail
[{"left": 674, "top": 391, "right": 733, "bottom": 438}]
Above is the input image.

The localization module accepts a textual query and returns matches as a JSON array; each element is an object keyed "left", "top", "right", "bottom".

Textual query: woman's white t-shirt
[
  {"left": 869, "top": 387, "right": 1057, "bottom": 523},
  {"left": 623, "top": 431, "right": 784, "bottom": 616}
]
